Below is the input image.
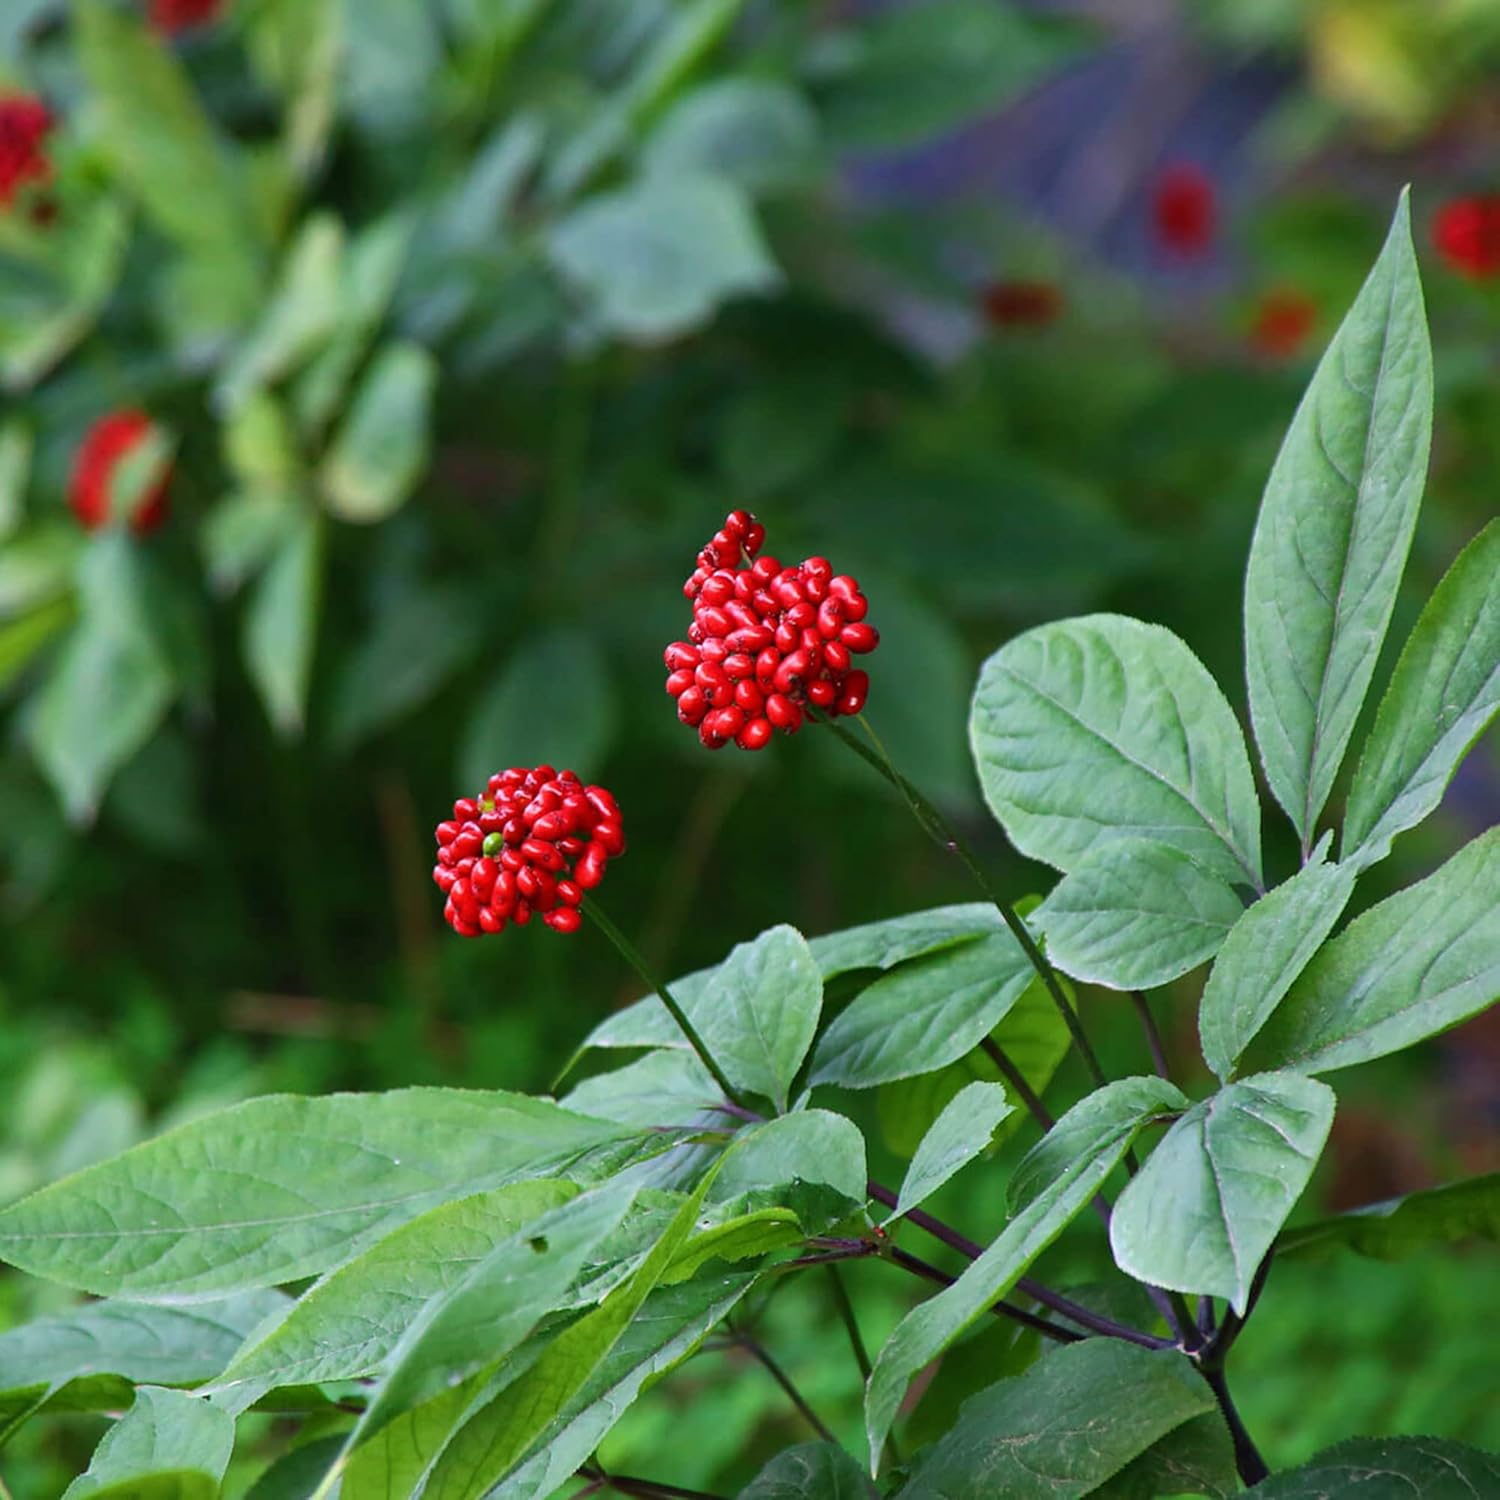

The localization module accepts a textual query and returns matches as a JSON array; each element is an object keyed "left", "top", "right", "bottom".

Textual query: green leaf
[
  {"left": 320, "top": 341, "right": 436, "bottom": 523},
  {"left": 1244, "top": 189, "right": 1433, "bottom": 847},
  {"left": 561, "top": 1051, "right": 721, "bottom": 1131},
  {"left": 894, "top": 1341, "right": 1216, "bottom": 1500},
  {"left": 418, "top": 1180, "right": 717, "bottom": 1498},
  {"left": 489, "top": 1272, "right": 755, "bottom": 1500},
  {"left": 242, "top": 506, "right": 321, "bottom": 735},
  {"left": 708, "top": 1110, "right": 866, "bottom": 1234},
  {"left": 1091, "top": 1411, "right": 1239, "bottom": 1500},
  {"left": 352, "top": 1184, "right": 639, "bottom": 1444},
  {"left": 737, "top": 1441, "right": 875, "bottom": 1498},
  {"left": 327, "top": 584, "right": 482, "bottom": 751},
  {"left": 665, "top": 1208, "right": 802, "bottom": 1283},
  {"left": 0, "top": 1292, "right": 286, "bottom": 1436},
  {"left": 1036, "top": 838, "right": 1245, "bottom": 991},
  {"left": 1252, "top": 1436, "right": 1500, "bottom": 1498},
  {"left": 876, "top": 974, "right": 1070, "bottom": 1157},
  {"left": 63, "top": 1387, "right": 233, "bottom": 1498},
  {"left": 0, "top": 594, "right": 73, "bottom": 699},
  {"left": 1109, "top": 1071, "right": 1336, "bottom": 1313},
  {"left": 214, "top": 1181, "right": 578, "bottom": 1394},
  {"left": 1343, "top": 517, "right": 1500, "bottom": 870},
  {"left": 547, "top": 173, "right": 779, "bottom": 341},
  {"left": 1249, "top": 826, "right": 1500, "bottom": 1074},
  {"left": 0, "top": 418, "right": 29, "bottom": 541},
  {"left": 0, "top": 1088, "right": 632, "bottom": 1298},
  {"left": 693, "top": 925, "right": 822, "bottom": 1110},
  {"left": 73, "top": 1, "right": 262, "bottom": 317},
  {"left": 241, "top": 1435, "right": 346, "bottom": 1500},
  {"left": 222, "top": 391, "right": 302, "bottom": 493},
  {"left": 216, "top": 213, "right": 345, "bottom": 411},
  {"left": 888, "top": 1081, "right": 1012, "bottom": 1223},
  {"left": 201, "top": 490, "right": 300, "bottom": 597},
  {"left": 1277, "top": 1171, "right": 1500, "bottom": 1260},
  {"left": 459, "top": 628, "right": 617, "bottom": 791},
  {"left": 866, "top": 1077, "right": 1186, "bottom": 1464},
  {"left": 644, "top": 79, "right": 821, "bottom": 196},
  {"left": 244, "top": 0, "right": 341, "bottom": 179},
  {"left": 971, "top": 613, "right": 1263, "bottom": 889},
  {"left": 811, "top": 930, "right": 1037, "bottom": 1090},
  {"left": 1198, "top": 852, "right": 1356, "bottom": 1082},
  {"left": 29, "top": 532, "right": 175, "bottom": 823},
  {"left": 809, "top": 903, "right": 998, "bottom": 978}
]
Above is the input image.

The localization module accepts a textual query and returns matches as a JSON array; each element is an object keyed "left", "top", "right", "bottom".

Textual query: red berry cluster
[
  {"left": 1151, "top": 162, "right": 1216, "bottom": 258},
  {"left": 69, "top": 410, "right": 171, "bottom": 535},
  {"left": 1433, "top": 195, "right": 1500, "bottom": 280},
  {"left": 433, "top": 767, "right": 623, "bottom": 937},
  {"left": 0, "top": 93, "right": 53, "bottom": 211},
  {"left": 1248, "top": 288, "right": 1317, "bottom": 360},
  {"left": 665, "top": 510, "right": 877, "bottom": 751},
  {"left": 148, "top": 0, "right": 225, "bottom": 35}
]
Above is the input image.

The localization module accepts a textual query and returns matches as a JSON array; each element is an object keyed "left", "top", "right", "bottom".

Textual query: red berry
[
  {"left": 1248, "top": 288, "right": 1317, "bottom": 360},
  {"left": 1433, "top": 195, "right": 1500, "bottom": 280},
  {"left": 148, "top": 0, "right": 226, "bottom": 35},
  {"left": 0, "top": 93, "right": 53, "bottom": 212},
  {"left": 1151, "top": 163, "right": 1216, "bottom": 258},
  {"left": 737, "top": 717, "right": 773, "bottom": 750},
  {"left": 68, "top": 411, "right": 171, "bottom": 535}
]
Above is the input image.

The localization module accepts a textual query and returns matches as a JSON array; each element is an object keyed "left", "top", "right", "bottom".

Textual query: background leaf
[
  {"left": 1110, "top": 1071, "right": 1336, "bottom": 1312},
  {"left": 242, "top": 507, "right": 321, "bottom": 735},
  {"left": 1277, "top": 1172, "right": 1500, "bottom": 1260},
  {"left": 736, "top": 1441, "right": 875, "bottom": 1498},
  {"left": 971, "top": 613, "right": 1263, "bottom": 888},
  {"left": 1244, "top": 190, "right": 1433, "bottom": 847},
  {"left": 1342, "top": 517, "right": 1500, "bottom": 870},
  {"left": 1036, "top": 838, "right": 1245, "bottom": 990},
  {"left": 1252, "top": 1436, "right": 1500, "bottom": 1497},
  {"left": 62, "top": 1387, "right": 233, "bottom": 1498}
]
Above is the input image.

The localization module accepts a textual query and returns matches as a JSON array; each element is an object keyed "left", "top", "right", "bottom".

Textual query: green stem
[
  {"left": 585, "top": 902, "right": 743, "bottom": 1108},
  {"left": 731, "top": 1330, "right": 836, "bottom": 1443},
  {"left": 814, "top": 709, "right": 1107, "bottom": 1090}
]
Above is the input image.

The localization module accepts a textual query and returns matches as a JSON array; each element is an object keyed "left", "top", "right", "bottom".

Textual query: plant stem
[
  {"left": 886, "top": 1246, "right": 1081, "bottom": 1344},
  {"left": 825, "top": 1264, "right": 873, "bottom": 1381},
  {"left": 1129, "top": 990, "right": 1172, "bottom": 1080},
  {"left": 731, "top": 1330, "right": 837, "bottom": 1443},
  {"left": 979, "top": 1036, "right": 1055, "bottom": 1129},
  {"left": 586, "top": 902, "right": 743, "bottom": 1107},
  {"left": 1200, "top": 1365, "right": 1269, "bottom": 1486},
  {"left": 579, "top": 1465, "right": 728, "bottom": 1500},
  {"left": 814, "top": 708, "right": 1107, "bottom": 1090}
]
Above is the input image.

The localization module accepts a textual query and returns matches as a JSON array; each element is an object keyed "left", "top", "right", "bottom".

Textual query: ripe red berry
[
  {"left": 68, "top": 411, "right": 171, "bottom": 534},
  {"left": 1151, "top": 163, "right": 1216, "bottom": 258},
  {"left": 0, "top": 93, "right": 53, "bottom": 212},
  {"left": 1248, "top": 288, "right": 1317, "bottom": 360},
  {"left": 981, "top": 279, "right": 1064, "bottom": 330},
  {"left": 665, "top": 511, "right": 878, "bottom": 751},
  {"left": 1433, "top": 195, "right": 1500, "bottom": 280},
  {"left": 433, "top": 768, "right": 623, "bottom": 937},
  {"left": 148, "top": 0, "right": 225, "bottom": 35}
]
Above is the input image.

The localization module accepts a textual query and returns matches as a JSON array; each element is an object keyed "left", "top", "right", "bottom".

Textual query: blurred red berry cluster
[
  {"left": 1249, "top": 289, "right": 1317, "bottom": 359},
  {"left": 148, "top": 0, "right": 225, "bottom": 35},
  {"left": 68, "top": 410, "right": 172, "bottom": 534},
  {"left": 1433, "top": 195, "right": 1500, "bottom": 280},
  {"left": 0, "top": 93, "right": 53, "bottom": 211},
  {"left": 433, "top": 768, "right": 624, "bottom": 937},
  {"left": 665, "top": 510, "right": 877, "bottom": 751},
  {"left": 1152, "top": 162, "right": 1216, "bottom": 258},
  {"left": 981, "top": 280, "right": 1064, "bottom": 330}
]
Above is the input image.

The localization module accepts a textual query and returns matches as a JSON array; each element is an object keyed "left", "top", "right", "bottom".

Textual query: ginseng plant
[{"left": 0, "top": 188, "right": 1498, "bottom": 1499}]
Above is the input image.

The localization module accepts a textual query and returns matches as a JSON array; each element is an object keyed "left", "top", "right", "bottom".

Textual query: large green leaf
[
  {"left": 63, "top": 1387, "right": 233, "bottom": 1498},
  {"left": 214, "top": 1181, "right": 577, "bottom": 1393},
  {"left": 1109, "top": 1072, "right": 1336, "bottom": 1313},
  {"left": 320, "top": 342, "right": 436, "bottom": 523},
  {"left": 242, "top": 506, "right": 322, "bottom": 737},
  {"left": 561, "top": 1051, "right": 721, "bottom": 1131},
  {"left": 0, "top": 1291, "right": 285, "bottom": 1437},
  {"left": 708, "top": 1110, "right": 866, "bottom": 1234},
  {"left": 1198, "top": 851, "right": 1356, "bottom": 1082},
  {"left": 737, "top": 1441, "right": 875, "bottom": 1498},
  {"left": 547, "top": 173, "right": 779, "bottom": 341},
  {"left": 1036, "top": 838, "right": 1245, "bottom": 991},
  {"left": 1278, "top": 1172, "right": 1500, "bottom": 1260},
  {"left": 1252, "top": 1436, "right": 1500, "bottom": 1497},
  {"left": 491, "top": 1272, "right": 756, "bottom": 1500},
  {"left": 73, "top": 1, "right": 262, "bottom": 317},
  {"left": 1248, "top": 827, "right": 1500, "bottom": 1074},
  {"left": 351, "top": 1184, "right": 638, "bottom": 1443},
  {"left": 894, "top": 1341, "right": 1216, "bottom": 1500},
  {"left": 459, "top": 628, "right": 616, "bottom": 792},
  {"left": 971, "top": 614, "right": 1263, "bottom": 889},
  {"left": 811, "top": 931, "right": 1037, "bottom": 1089},
  {"left": 1343, "top": 518, "right": 1500, "bottom": 871},
  {"left": 0, "top": 1089, "right": 632, "bottom": 1298},
  {"left": 866, "top": 1078, "right": 1186, "bottom": 1464},
  {"left": 887, "top": 1082, "right": 1012, "bottom": 1223},
  {"left": 1091, "top": 1411, "right": 1239, "bottom": 1500},
  {"left": 1244, "top": 190, "right": 1433, "bottom": 848},
  {"left": 418, "top": 1183, "right": 715, "bottom": 1498},
  {"left": 696, "top": 925, "right": 823, "bottom": 1111},
  {"left": 28, "top": 532, "right": 175, "bottom": 822},
  {"left": 0, "top": 418, "right": 28, "bottom": 541},
  {"left": 644, "top": 79, "right": 821, "bottom": 196}
]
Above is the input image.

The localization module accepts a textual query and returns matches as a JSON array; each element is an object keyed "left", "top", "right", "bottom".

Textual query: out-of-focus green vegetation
[{"left": 3, "top": 1, "right": 1500, "bottom": 1494}]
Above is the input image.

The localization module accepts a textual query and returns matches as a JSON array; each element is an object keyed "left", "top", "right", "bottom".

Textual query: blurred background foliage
[{"left": 2, "top": 0, "right": 1500, "bottom": 1494}]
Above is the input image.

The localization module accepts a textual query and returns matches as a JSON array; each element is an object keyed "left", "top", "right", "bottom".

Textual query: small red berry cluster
[
  {"left": 68, "top": 410, "right": 171, "bottom": 535},
  {"left": 433, "top": 767, "right": 624, "bottom": 937},
  {"left": 1433, "top": 195, "right": 1500, "bottom": 281},
  {"left": 664, "top": 510, "right": 877, "bottom": 751},
  {"left": 0, "top": 93, "right": 53, "bottom": 212},
  {"left": 148, "top": 0, "right": 225, "bottom": 35}
]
